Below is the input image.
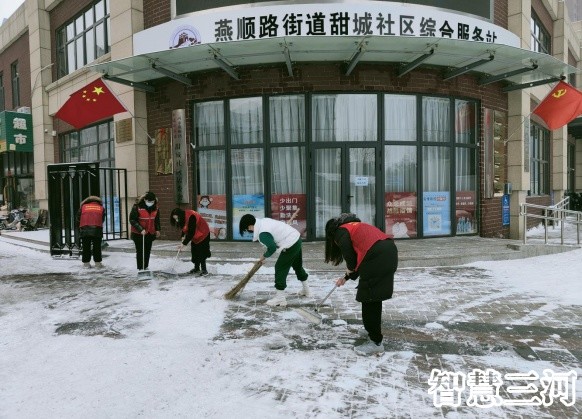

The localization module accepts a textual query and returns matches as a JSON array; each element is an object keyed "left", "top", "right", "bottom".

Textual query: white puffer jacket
[{"left": 252, "top": 218, "right": 300, "bottom": 251}]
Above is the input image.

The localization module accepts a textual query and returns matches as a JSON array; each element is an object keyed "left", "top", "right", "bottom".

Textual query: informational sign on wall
[
  {"left": 233, "top": 194, "right": 265, "bottom": 240},
  {"left": 0, "top": 111, "right": 33, "bottom": 153},
  {"left": 172, "top": 109, "right": 189, "bottom": 203},
  {"left": 502, "top": 194, "right": 510, "bottom": 226},
  {"left": 423, "top": 191, "right": 451, "bottom": 236},
  {"left": 137, "top": 2, "right": 518, "bottom": 55}
]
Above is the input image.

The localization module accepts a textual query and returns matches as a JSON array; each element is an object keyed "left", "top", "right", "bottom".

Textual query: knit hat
[{"left": 144, "top": 191, "right": 156, "bottom": 201}]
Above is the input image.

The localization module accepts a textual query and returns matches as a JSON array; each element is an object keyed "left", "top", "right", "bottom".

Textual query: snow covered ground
[{"left": 0, "top": 224, "right": 580, "bottom": 418}]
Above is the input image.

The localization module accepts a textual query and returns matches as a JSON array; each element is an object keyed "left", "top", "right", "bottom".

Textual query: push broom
[{"left": 224, "top": 207, "right": 301, "bottom": 300}]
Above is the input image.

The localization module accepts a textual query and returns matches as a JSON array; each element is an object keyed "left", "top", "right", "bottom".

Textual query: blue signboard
[
  {"left": 232, "top": 194, "right": 265, "bottom": 240},
  {"left": 423, "top": 191, "right": 451, "bottom": 236},
  {"left": 502, "top": 194, "right": 510, "bottom": 226}
]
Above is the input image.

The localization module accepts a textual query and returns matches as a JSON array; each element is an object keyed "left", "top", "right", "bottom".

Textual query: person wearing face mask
[{"left": 129, "top": 191, "right": 161, "bottom": 272}]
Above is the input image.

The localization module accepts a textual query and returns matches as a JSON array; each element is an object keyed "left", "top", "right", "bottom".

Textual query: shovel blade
[
  {"left": 293, "top": 307, "right": 323, "bottom": 325},
  {"left": 137, "top": 270, "right": 154, "bottom": 281}
]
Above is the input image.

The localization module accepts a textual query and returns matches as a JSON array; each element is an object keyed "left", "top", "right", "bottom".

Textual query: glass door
[{"left": 314, "top": 146, "right": 376, "bottom": 238}]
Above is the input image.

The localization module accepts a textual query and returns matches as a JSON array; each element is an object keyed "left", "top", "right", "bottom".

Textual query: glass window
[
  {"left": 422, "top": 97, "right": 450, "bottom": 142},
  {"left": 59, "top": 121, "right": 115, "bottom": 167},
  {"left": 11, "top": 61, "right": 20, "bottom": 108},
  {"left": 385, "top": 95, "right": 416, "bottom": 141},
  {"left": 194, "top": 101, "right": 225, "bottom": 146},
  {"left": 0, "top": 73, "right": 4, "bottom": 112},
  {"left": 230, "top": 97, "right": 263, "bottom": 145},
  {"left": 269, "top": 95, "right": 305, "bottom": 143},
  {"left": 530, "top": 123, "right": 550, "bottom": 195},
  {"left": 455, "top": 148, "right": 477, "bottom": 234},
  {"left": 385, "top": 146, "right": 417, "bottom": 238},
  {"left": 197, "top": 150, "right": 227, "bottom": 240},
  {"left": 312, "top": 94, "right": 377, "bottom": 142},
  {"left": 455, "top": 100, "right": 476, "bottom": 144},
  {"left": 270, "top": 147, "right": 306, "bottom": 237},
  {"left": 231, "top": 148, "right": 265, "bottom": 240},
  {"left": 423, "top": 146, "right": 451, "bottom": 236},
  {"left": 531, "top": 11, "right": 551, "bottom": 54},
  {"left": 56, "top": 1, "right": 110, "bottom": 77}
]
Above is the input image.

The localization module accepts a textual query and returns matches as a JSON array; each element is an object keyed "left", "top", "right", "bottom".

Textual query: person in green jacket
[{"left": 239, "top": 214, "right": 309, "bottom": 307}]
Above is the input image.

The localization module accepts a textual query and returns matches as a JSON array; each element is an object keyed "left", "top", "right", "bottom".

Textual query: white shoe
[
  {"left": 94, "top": 262, "right": 104, "bottom": 269},
  {"left": 354, "top": 339, "right": 385, "bottom": 356},
  {"left": 82, "top": 263, "right": 92, "bottom": 269},
  {"left": 298, "top": 281, "right": 311, "bottom": 297},
  {"left": 266, "top": 290, "right": 287, "bottom": 307}
]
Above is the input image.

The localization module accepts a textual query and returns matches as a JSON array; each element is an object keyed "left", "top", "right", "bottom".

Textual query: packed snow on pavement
[{"left": 0, "top": 225, "right": 581, "bottom": 418}]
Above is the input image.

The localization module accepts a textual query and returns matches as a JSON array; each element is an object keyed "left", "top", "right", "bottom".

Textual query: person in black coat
[
  {"left": 76, "top": 195, "right": 106, "bottom": 269},
  {"left": 129, "top": 191, "right": 161, "bottom": 271},
  {"left": 325, "top": 213, "right": 398, "bottom": 356}
]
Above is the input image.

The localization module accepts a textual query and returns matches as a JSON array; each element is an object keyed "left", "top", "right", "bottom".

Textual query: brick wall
[
  {"left": 0, "top": 32, "right": 31, "bottom": 110},
  {"left": 146, "top": 62, "right": 508, "bottom": 238},
  {"left": 144, "top": 0, "right": 171, "bottom": 29}
]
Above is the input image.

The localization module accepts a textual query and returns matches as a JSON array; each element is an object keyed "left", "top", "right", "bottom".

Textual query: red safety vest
[
  {"left": 340, "top": 222, "right": 389, "bottom": 270},
  {"left": 182, "top": 210, "right": 210, "bottom": 244},
  {"left": 131, "top": 207, "right": 158, "bottom": 235},
  {"left": 79, "top": 202, "right": 104, "bottom": 227}
]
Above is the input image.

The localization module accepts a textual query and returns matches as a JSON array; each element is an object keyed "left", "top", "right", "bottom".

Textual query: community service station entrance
[{"left": 314, "top": 146, "right": 378, "bottom": 238}]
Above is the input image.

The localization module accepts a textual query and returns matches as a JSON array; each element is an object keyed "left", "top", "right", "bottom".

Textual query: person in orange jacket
[
  {"left": 170, "top": 208, "right": 211, "bottom": 276},
  {"left": 76, "top": 195, "right": 106, "bottom": 269},
  {"left": 129, "top": 191, "right": 161, "bottom": 272}
]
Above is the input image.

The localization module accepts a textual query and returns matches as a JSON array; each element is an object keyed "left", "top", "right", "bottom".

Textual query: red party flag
[
  {"left": 55, "top": 78, "right": 126, "bottom": 129},
  {"left": 532, "top": 81, "right": 582, "bottom": 130}
]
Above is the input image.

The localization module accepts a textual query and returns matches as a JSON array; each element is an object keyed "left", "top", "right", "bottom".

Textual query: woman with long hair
[{"left": 325, "top": 213, "right": 398, "bottom": 356}]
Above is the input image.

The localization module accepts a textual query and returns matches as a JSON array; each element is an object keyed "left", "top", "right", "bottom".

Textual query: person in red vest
[
  {"left": 130, "top": 191, "right": 161, "bottom": 272},
  {"left": 170, "top": 208, "right": 211, "bottom": 276},
  {"left": 76, "top": 195, "right": 106, "bottom": 269},
  {"left": 324, "top": 213, "right": 398, "bottom": 356}
]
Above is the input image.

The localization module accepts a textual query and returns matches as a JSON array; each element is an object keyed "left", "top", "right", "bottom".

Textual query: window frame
[
  {"left": 531, "top": 11, "right": 551, "bottom": 54},
  {"left": 56, "top": 0, "right": 111, "bottom": 78},
  {"left": 529, "top": 122, "right": 550, "bottom": 196},
  {"left": 11, "top": 61, "right": 20, "bottom": 109}
]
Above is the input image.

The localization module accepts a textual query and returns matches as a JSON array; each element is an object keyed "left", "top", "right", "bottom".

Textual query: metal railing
[{"left": 520, "top": 200, "right": 581, "bottom": 245}]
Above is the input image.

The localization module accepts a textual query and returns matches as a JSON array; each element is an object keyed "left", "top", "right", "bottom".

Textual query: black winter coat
[{"left": 334, "top": 228, "right": 398, "bottom": 303}]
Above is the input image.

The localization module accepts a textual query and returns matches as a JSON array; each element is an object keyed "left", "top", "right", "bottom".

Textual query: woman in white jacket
[{"left": 239, "top": 214, "right": 310, "bottom": 307}]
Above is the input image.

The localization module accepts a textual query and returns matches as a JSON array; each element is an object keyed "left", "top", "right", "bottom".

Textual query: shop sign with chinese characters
[
  {"left": 135, "top": 2, "right": 519, "bottom": 55},
  {"left": 0, "top": 111, "right": 33, "bottom": 153}
]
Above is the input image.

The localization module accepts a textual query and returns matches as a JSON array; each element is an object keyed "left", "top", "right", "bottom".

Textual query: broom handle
[
  {"left": 169, "top": 247, "right": 182, "bottom": 270},
  {"left": 286, "top": 207, "right": 300, "bottom": 225},
  {"left": 316, "top": 285, "right": 337, "bottom": 309}
]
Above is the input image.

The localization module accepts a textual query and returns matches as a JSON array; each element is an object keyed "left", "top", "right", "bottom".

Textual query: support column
[
  {"left": 28, "top": 0, "right": 54, "bottom": 210},
  {"left": 108, "top": 0, "right": 147, "bottom": 203}
]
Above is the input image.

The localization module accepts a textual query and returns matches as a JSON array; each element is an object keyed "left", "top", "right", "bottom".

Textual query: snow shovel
[
  {"left": 158, "top": 247, "right": 182, "bottom": 278},
  {"left": 137, "top": 237, "right": 154, "bottom": 281},
  {"left": 294, "top": 284, "right": 338, "bottom": 325}
]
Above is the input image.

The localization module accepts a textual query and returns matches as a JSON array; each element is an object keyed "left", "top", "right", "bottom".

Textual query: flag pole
[
  {"left": 503, "top": 110, "right": 535, "bottom": 146},
  {"left": 101, "top": 78, "right": 157, "bottom": 144}
]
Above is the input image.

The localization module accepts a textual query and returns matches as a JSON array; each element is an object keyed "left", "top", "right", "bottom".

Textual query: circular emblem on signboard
[{"left": 169, "top": 25, "right": 201, "bottom": 49}]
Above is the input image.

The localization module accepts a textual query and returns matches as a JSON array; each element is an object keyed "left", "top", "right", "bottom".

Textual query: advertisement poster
[
  {"left": 233, "top": 194, "right": 265, "bottom": 240},
  {"left": 154, "top": 128, "right": 172, "bottom": 175},
  {"left": 270, "top": 193, "right": 307, "bottom": 239},
  {"left": 423, "top": 191, "right": 451, "bottom": 236},
  {"left": 455, "top": 191, "right": 477, "bottom": 234},
  {"left": 197, "top": 194, "right": 227, "bottom": 240},
  {"left": 385, "top": 192, "right": 417, "bottom": 238}
]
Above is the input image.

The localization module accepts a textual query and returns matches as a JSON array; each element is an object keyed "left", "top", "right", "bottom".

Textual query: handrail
[{"left": 520, "top": 202, "right": 581, "bottom": 245}]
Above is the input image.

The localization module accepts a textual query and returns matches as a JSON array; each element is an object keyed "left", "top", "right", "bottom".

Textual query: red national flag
[
  {"left": 55, "top": 78, "right": 126, "bottom": 129},
  {"left": 532, "top": 81, "right": 582, "bottom": 130}
]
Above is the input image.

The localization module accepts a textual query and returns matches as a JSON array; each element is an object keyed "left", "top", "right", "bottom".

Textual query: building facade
[{"left": 1, "top": 0, "right": 581, "bottom": 241}]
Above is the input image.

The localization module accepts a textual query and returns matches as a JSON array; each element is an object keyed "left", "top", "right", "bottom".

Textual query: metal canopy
[{"left": 90, "top": 35, "right": 580, "bottom": 90}]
